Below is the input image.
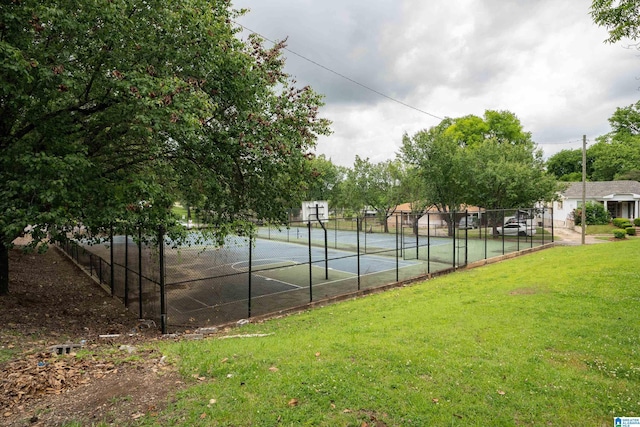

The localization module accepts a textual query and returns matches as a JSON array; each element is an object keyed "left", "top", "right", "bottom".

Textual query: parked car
[
  {"left": 496, "top": 222, "right": 536, "bottom": 236},
  {"left": 459, "top": 215, "right": 478, "bottom": 229}
]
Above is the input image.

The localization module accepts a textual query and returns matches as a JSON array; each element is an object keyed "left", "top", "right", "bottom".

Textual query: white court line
[{"left": 171, "top": 259, "right": 423, "bottom": 314}]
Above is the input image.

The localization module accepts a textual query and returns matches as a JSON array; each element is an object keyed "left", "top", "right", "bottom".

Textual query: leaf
[
  {"left": 268, "top": 366, "right": 279, "bottom": 372},
  {"left": 288, "top": 398, "right": 298, "bottom": 406},
  {"left": 432, "top": 398, "right": 439, "bottom": 404},
  {"left": 497, "top": 390, "right": 506, "bottom": 395}
]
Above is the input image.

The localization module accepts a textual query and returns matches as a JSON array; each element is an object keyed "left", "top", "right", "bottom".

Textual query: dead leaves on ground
[{"left": 0, "top": 352, "right": 118, "bottom": 411}]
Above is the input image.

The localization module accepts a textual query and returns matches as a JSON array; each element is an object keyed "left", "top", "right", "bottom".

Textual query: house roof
[
  {"left": 562, "top": 180, "right": 640, "bottom": 199},
  {"left": 392, "top": 203, "right": 481, "bottom": 213}
]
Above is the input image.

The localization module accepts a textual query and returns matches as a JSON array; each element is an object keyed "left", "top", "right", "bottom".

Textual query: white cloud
[{"left": 234, "top": 0, "right": 640, "bottom": 166}]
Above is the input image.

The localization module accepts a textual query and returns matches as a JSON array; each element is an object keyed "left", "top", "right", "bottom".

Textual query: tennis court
[
  {"left": 65, "top": 207, "right": 555, "bottom": 330},
  {"left": 163, "top": 236, "right": 440, "bottom": 325}
]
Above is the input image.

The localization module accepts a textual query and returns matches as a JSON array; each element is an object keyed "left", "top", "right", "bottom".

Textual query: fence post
[
  {"left": 501, "top": 210, "right": 506, "bottom": 255},
  {"left": 124, "top": 233, "right": 129, "bottom": 308},
  {"left": 551, "top": 208, "right": 555, "bottom": 243},
  {"left": 452, "top": 211, "right": 456, "bottom": 270},
  {"left": 427, "top": 212, "right": 431, "bottom": 274},
  {"left": 395, "top": 215, "right": 399, "bottom": 282},
  {"left": 109, "top": 224, "right": 114, "bottom": 296},
  {"left": 357, "top": 217, "right": 361, "bottom": 290},
  {"left": 541, "top": 208, "right": 545, "bottom": 246},
  {"left": 308, "top": 221, "right": 312, "bottom": 302},
  {"left": 464, "top": 209, "right": 468, "bottom": 266},
  {"left": 484, "top": 210, "right": 488, "bottom": 260},
  {"left": 530, "top": 208, "right": 534, "bottom": 249},
  {"left": 516, "top": 207, "right": 521, "bottom": 252},
  {"left": 138, "top": 226, "right": 143, "bottom": 319},
  {"left": 158, "top": 226, "right": 167, "bottom": 334},
  {"left": 415, "top": 213, "right": 419, "bottom": 260},
  {"left": 364, "top": 213, "right": 368, "bottom": 253},
  {"left": 334, "top": 214, "right": 338, "bottom": 249},
  {"left": 248, "top": 236, "right": 253, "bottom": 318}
]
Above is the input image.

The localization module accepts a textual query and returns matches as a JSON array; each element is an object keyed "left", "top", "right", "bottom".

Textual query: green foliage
[
  {"left": 613, "top": 229, "right": 627, "bottom": 239},
  {"left": 546, "top": 149, "right": 589, "bottom": 180},
  {"left": 560, "top": 172, "right": 584, "bottom": 181},
  {"left": 591, "top": 0, "right": 640, "bottom": 43},
  {"left": 635, "top": 218, "right": 640, "bottom": 226},
  {"left": 589, "top": 135, "right": 640, "bottom": 181},
  {"left": 612, "top": 217, "right": 632, "bottom": 229},
  {"left": 299, "top": 155, "right": 345, "bottom": 208},
  {"left": 400, "top": 110, "right": 559, "bottom": 218},
  {"left": 626, "top": 226, "right": 636, "bottom": 236},
  {"left": 547, "top": 102, "right": 640, "bottom": 182},
  {"left": 399, "top": 118, "right": 468, "bottom": 220},
  {"left": 617, "top": 169, "right": 640, "bottom": 181},
  {"left": 573, "top": 202, "right": 611, "bottom": 226},
  {"left": 0, "top": 0, "right": 331, "bottom": 293},
  {"left": 342, "top": 157, "right": 403, "bottom": 232}
]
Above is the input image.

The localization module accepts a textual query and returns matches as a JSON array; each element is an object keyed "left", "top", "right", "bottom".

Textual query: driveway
[{"left": 553, "top": 227, "right": 609, "bottom": 245}]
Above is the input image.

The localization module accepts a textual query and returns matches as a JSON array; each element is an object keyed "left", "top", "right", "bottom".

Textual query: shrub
[
  {"left": 626, "top": 227, "right": 636, "bottom": 236},
  {"left": 573, "top": 202, "right": 610, "bottom": 226},
  {"left": 613, "top": 229, "right": 627, "bottom": 239},
  {"left": 613, "top": 218, "right": 632, "bottom": 229},
  {"left": 635, "top": 218, "right": 640, "bottom": 226}
]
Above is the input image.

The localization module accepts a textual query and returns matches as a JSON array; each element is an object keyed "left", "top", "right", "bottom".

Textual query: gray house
[{"left": 553, "top": 180, "right": 640, "bottom": 227}]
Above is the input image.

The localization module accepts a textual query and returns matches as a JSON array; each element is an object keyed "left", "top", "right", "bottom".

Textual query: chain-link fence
[
  {"left": 58, "top": 229, "right": 163, "bottom": 327},
  {"left": 57, "top": 207, "right": 554, "bottom": 332}
]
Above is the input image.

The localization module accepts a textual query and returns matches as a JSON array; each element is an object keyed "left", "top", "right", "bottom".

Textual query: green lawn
[{"left": 140, "top": 239, "right": 640, "bottom": 426}]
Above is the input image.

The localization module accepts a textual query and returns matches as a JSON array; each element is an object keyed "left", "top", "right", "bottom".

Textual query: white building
[{"left": 552, "top": 181, "right": 640, "bottom": 228}]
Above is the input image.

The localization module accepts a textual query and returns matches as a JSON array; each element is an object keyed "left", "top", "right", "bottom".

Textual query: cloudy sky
[{"left": 234, "top": 0, "right": 640, "bottom": 167}]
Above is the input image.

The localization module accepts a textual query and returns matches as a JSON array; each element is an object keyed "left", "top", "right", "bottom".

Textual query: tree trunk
[{"left": 0, "top": 238, "right": 8, "bottom": 295}]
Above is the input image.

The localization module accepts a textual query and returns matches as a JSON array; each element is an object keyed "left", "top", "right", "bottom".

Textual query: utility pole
[{"left": 582, "top": 135, "right": 586, "bottom": 245}]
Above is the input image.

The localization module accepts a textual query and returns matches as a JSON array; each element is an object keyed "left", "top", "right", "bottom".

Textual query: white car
[
  {"left": 496, "top": 222, "right": 536, "bottom": 236},
  {"left": 459, "top": 215, "right": 478, "bottom": 229}
]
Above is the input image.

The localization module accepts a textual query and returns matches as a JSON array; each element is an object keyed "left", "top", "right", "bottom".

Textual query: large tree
[
  {"left": 0, "top": 0, "right": 330, "bottom": 294},
  {"left": 400, "top": 111, "right": 559, "bottom": 233},
  {"left": 399, "top": 118, "right": 469, "bottom": 235},
  {"left": 299, "top": 154, "right": 345, "bottom": 208},
  {"left": 546, "top": 149, "right": 585, "bottom": 181},
  {"left": 396, "top": 164, "right": 431, "bottom": 235},
  {"left": 348, "top": 157, "right": 403, "bottom": 233},
  {"left": 462, "top": 111, "right": 559, "bottom": 213}
]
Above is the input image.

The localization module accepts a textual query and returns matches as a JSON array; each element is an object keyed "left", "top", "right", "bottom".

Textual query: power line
[
  {"left": 540, "top": 138, "right": 588, "bottom": 145},
  {"left": 234, "top": 22, "right": 444, "bottom": 121}
]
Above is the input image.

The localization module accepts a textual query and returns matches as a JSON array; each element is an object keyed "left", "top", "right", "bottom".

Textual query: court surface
[{"left": 163, "top": 236, "right": 427, "bottom": 318}]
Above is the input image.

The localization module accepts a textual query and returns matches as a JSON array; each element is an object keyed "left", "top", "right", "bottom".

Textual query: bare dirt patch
[{"left": 0, "top": 248, "right": 186, "bottom": 426}]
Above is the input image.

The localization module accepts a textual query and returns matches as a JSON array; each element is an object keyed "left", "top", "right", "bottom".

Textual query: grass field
[{"left": 138, "top": 239, "right": 639, "bottom": 426}]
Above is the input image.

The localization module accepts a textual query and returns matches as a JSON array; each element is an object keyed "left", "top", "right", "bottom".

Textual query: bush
[
  {"left": 626, "top": 227, "right": 636, "bottom": 236},
  {"left": 635, "top": 218, "right": 640, "bottom": 226},
  {"left": 613, "top": 229, "right": 627, "bottom": 239},
  {"left": 573, "top": 202, "right": 610, "bottom": 226},
  {"left": 613, "top": 218, "right": 632, "bottom": 229}
]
